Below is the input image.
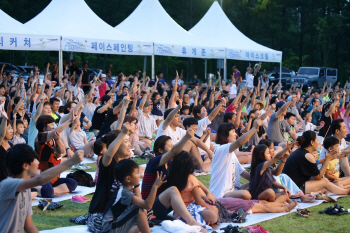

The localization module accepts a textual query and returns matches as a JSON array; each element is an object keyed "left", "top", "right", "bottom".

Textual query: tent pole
[
  {"left": 224, "top": 50, "right": 227, "bottom": 81},
  {"left": 204, "top": 59, "right": 207, "bottom": 80},
  {"left": 279, "top": 62, "right": 282, "bottom": 84},
  {"left": 59, "top": 37, "right": 63, "bottom": 82},
  {"left": 143, "top": 56, "right": 147, "bottom": 75},
  {"left": 151, "top": 44, "right": 155, "bottom": 80}
]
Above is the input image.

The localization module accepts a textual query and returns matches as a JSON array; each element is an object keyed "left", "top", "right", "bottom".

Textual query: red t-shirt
[
  {"left": 99, "top": 82, "right": 107, "bottom": 100},
  {"left": 332, "top": 108, "right": 341, "bottom": 120}
]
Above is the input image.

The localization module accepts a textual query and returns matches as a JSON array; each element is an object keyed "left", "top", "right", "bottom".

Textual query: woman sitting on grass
[
  {"left": 249, "top": 143, "right": 295, "bottom": 203},
  {"left": 168, "top": 151, "right": 218, "bottom": 230},
  {"left": 283, "top": 131, "right": 350, "bottom": 195}
]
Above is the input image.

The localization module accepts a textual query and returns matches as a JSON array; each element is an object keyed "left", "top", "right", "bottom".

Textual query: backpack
[{"left": 67, "top": 170, "right": 95, "bottom": 187}]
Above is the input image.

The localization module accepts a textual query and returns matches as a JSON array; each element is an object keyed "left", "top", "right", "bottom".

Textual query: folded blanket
[{"left": 161, "top": 220, "right": 201, "bottom": 233}]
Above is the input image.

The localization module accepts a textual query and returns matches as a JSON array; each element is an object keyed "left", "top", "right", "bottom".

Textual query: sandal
[
  {"left": 319, "top": 206, "right": 335, "bottom": 214},
  {"left": 38, "top": 198, "right": 52, "bottom": 211},
  {"left": 231, "top": 208, "right": 247, "bottom": 223},
  {"left": 220, "top": 224, "right": 243, "bottom": 233},
  {"left": 296, "top": 208, "right": 311, "bottom": 217},
  {"left": 47, "top": 201, "right": 63, "bottom": 210}
]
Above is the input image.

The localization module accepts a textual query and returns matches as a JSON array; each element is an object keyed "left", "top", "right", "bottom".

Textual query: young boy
[
  {"left": 102, "top": 159, "right": 165, "bottom": 233},
  {"left": 10, "top": 116, "right": 26, "bottom": 145},
  {"left": 0, "top": 144, "right": 83, "bottom": 233},
  {"left": 21, "top": 117, "right": 29, "bottom": 143},
  {"left": 324, "top": 136, "right": 350, "bottom": 188},
  {"left": 301, "top": 109, "right": 325, "bottom": 132}
]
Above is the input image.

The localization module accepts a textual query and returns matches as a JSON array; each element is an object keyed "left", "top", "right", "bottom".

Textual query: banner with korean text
[
  {"left": 62, "top": 37, "right": 153, "bottom": 55},
  {"left": 226, "top": 49, "right": 282, "bottom": 63},
  {"left": 154, "top": 44, "right": 225, "bottom": 59},
  {"left": 0, "top": 33, "right": 60, "bottom": 51}
]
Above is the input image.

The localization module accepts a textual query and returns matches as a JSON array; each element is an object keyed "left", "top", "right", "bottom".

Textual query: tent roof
[
  {"left": 189, "top": 1, "right": 281, "bottom": 54},
  {"left": 0, "top": 9, "right": 43, "bottom": 35},
  {"left": 25, "top": 0, "right": 139, "bottom": 42},
  {"left": 115, "top": 0, "right": 199, "bottom": 46}
]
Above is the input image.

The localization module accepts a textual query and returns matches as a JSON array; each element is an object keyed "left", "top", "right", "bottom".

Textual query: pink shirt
[
  {"left": 341, "top": 108, "right": 350, "bottom": 134},
  {"left": 98, "top": 82, "right": 107, "bottom": 100}
]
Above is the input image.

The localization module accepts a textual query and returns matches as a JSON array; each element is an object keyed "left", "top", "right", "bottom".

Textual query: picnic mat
[
  {"left": 31, "top": 185, "right": 96, "bottom": 207},
  {"left": 81, "top": 155, "right": 98, "bottom": 164},
  {"left": 40, "top": 194, "right": 350, "bottom": 233}
]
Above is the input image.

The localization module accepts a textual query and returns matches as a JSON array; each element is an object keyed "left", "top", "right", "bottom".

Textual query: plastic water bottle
[{"left": 151, "top": 140, "right": 155, "bottom": 151}]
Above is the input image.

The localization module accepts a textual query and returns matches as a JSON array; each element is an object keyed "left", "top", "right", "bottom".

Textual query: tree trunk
[
  {"left": 96, "top": 54, "right": 101, "bottom": 68},
  {"left": 102, "top": 54, "right": 107, "bottom": 71}
]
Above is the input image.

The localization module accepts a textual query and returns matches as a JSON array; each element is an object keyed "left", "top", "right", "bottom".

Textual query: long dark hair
[
  {"left": 250, "top": 144, "right": 268, "bottom": 178},
  {"left": 167, "top": 151, "right": 194, "bottom": 192}
]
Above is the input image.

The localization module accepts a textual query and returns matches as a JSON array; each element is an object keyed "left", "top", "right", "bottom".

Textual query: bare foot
[
  {"left": 286, "top": 200, "right": 298, "bottom": 212},
  {"left": 189, "top": 220, "right": 206, "bottom": 232},
  {"left": 300, "top": 195, "right": 316, "bottom": 203},
  {"left": 201, "top": 162, "right": 211, "bottom": 173}
]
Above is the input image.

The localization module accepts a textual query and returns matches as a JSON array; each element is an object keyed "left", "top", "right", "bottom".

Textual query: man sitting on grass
[{"left": 0, "top": 144, "right": 83, "bottom": 233}]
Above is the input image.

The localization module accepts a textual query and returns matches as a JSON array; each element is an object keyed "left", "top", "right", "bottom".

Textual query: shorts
[
  {"left": 201, "top": 154, "right": 206, "bottom": 161},
  {"left": 152, "top": 196, "right": 173, "bottom": 219},
  {"left": 151, "top": 114, "right": 164, "bottom": 121}
]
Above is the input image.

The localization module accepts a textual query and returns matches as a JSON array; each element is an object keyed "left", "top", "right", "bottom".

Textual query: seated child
[
  {"left": 301, "top": 109, "right": 324, "bottom": 132},
  {"left": 10, "top": 118, "right": 26, "bottom": 145},
  {"left": 69, "top": 114, "right": 94, "bottom": 158},
  {"left": 324, "top": 136, "right": 350, "bottom": 188},
  {"left": 168, "top": 151, "right": 218, "bottom": 230},
  {"left": 249, "top": 142, "right": 295, "bottom": 203},
  {"left": 180, "top": 105, "right": 191, "bottom": 123},
  {"left": 102, "top": 159, "right": 165, "bottom": 233},
  {"left": 0, "top": 144, "right": 83, "bottom": 232}
]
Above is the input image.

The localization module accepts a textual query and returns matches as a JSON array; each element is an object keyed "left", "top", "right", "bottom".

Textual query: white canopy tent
[
  {"left": 25, "top": 0, "right": 153, "bottom": 77},
  {"left": 189, "top": 1, "right": 283, "bottom": 80},
  {"left": 0, "top": 9, "right": 60, "bottom": 51},
  {"left": 115, "top": 0, "right": 226, "bottom": 78}
]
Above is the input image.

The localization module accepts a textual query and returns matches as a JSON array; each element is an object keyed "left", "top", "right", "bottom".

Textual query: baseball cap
[
  {"left": 144, "top": 101, "right": 153, "bottom": 107},
  {"left": 101, "top": 74, "right": 106, "bottom": 78},
  {"left": 276, "top": 101, "right": 285, "bottom": 111}
]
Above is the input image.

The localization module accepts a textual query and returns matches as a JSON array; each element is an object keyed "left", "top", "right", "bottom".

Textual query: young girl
[
  {"left": 168, "top": 151, "right": 218, "bottom": 230},
  {"left": 180, "top": 105, "right": 190, "bottom": 123},
  {"left": 0, "top": 117, "right": 13, "bottom": 181},
  {"left": 249, "top": 143, "right": 295, "bottom": 203},
  {"left": 151, "top": 92, "right": 164, "bottom": 127}
]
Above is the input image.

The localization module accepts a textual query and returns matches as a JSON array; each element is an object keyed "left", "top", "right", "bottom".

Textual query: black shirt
[
  {"left": 89, "top": 158, "right": 118, "bottom": 214},
  {"left": 318, "top": 115, "right": 332, "bottom": 138},
  {"left": 97, "top": 109, "right": 118, "bottom": 138},
  {"left": 253, "top": 73, "right": 260, "bottom": 87},
  {"left": 69, "top": 65, "right": 80, "bottom": 76},
  {"left": 91, "top": 106, "right": 109, "bottom": 130},
  {"left": 282, "top": 148, "right": 320, "bottom": 188},
  {"left": 0, "top": 144, "right": 12, "bottom": 182},
  {"left": 81, "top": 69, "right": 90, "bottom": 85}
]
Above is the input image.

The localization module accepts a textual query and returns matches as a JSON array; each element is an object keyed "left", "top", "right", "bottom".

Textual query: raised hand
[
  {"left": 153, "top": 171, "right": 167, "bottom": 188},
  {"left": 122, "top": 122, "right": 133, "bottom": 134},
  {"left": 186, "top": 127, "right": 195, "bottom": 138},
  {"left": 254, "top": 119, "right": 262, "bottom": 128},
  {"left": 178, "top": 99, "right": 183, "bottom": 108},
  {"left": 71, "top": 150, "right": 84, "bottom": 164}
]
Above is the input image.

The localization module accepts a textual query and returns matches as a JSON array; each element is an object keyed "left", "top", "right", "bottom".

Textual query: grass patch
[{"left": 32, "top": 170, "right": 350, "bottom": 232}]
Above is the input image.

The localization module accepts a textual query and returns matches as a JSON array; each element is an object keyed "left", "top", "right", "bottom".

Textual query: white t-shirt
[
  {"left": 246, "top": 73, "right": 254, "bottom": 88},
  {"left": 209, "top": 143, "right": 245, "bottom": 198},
  {"left": 302, "top": 121, "right": 317, "bottom": 132},
  {"left": 83, "top": 102, "right": 96, "bottom": 122},
  {"left": 319, "top": 136, "right": 346, "bottom": 169},
  {"left": 196, "top": 117, "right": 211, "bottom": 154},
  {"left": 156, "top": 121, "right": 186, "bottom": 144},
  {"left": 230, "top": 84, "right": 237, "bottom": 95},
  {"left": 10, "top": 135, "right": 26, "bottom": 145},
  {"left": 69, "top": 129, "right": 86, "bottom": 150}
]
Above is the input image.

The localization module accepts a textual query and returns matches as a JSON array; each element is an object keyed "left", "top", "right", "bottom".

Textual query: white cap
[{"left": 101, "top": 74, "right": 106, "bottom": 78}]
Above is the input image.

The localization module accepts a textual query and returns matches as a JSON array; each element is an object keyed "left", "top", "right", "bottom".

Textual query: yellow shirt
[{"left": 327, "top": 159, "right": 340, "bottom": 178}]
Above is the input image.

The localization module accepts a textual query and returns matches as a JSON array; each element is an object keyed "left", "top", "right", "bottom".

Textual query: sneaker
[
  {"left": 77, "top": 163, "right": 91, "bottom": 170},
  {"left": 247, "top": 225, "right": 268, "bottom": 233},
  {"left": 79, "top": 195, "right": 90, "bottom": 201},
  {"left": 71, "top": 195, "right": 88, "bottom": 204}
]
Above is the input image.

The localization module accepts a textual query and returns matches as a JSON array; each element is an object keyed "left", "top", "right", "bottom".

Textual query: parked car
[
  {"left": 0, "top": 62, "right": 28, "bottom": 82},
  {"left": 291, "top": 67, "right": 337, "bottom": 88},
  {"left": 269, "top": 72, "right": 293, "bottom": 88},
  {"left": 17, "top": 66, "right": 45, "bottom": 83}
]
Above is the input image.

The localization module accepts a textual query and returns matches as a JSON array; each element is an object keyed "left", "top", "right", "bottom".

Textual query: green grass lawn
[{"left": 33, "top": 168, "right": 350, "bottom": 232}]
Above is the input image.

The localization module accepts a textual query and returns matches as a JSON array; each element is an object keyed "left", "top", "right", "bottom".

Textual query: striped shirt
[{"left": 137, "top": 109, "right": 158, "bottom": 139}]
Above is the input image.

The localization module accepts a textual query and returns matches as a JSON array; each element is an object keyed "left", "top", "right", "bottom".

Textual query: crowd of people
[{"left": 1, "top": 60, "right": 350, "bottom": 233}]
